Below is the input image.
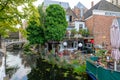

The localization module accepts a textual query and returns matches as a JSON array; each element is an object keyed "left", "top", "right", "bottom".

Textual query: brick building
[{"left": 84, "top": 0, "right": 120, "bottom": 49}]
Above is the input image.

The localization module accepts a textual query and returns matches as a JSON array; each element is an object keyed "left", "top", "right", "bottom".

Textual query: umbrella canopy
[{"left": 110, "top": 18, "right": 120, "bottom": 61}]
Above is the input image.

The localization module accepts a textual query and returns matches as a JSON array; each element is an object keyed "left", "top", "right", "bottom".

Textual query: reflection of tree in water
[
  {"left": 20, "top": 53, "right": 39, "bottom": 68},
  {"left": 6, "top": 50, "right": 20, "bottom": 78},
  {"left": 6, "top": 66, "right": 19, "bottom": 78},
  {"left": 0, "top": 52, "right": 4, "bottom": 66},
  {"left": 7, "top": 50, "right": 38, "bottom": 68},
  {"left": 6, "top": 50, "right": 38, "bottom": 79}
]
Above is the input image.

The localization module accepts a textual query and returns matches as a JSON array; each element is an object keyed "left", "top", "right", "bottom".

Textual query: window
[
  {"left": 69, "top": 16, "right": 72, "bottom": 22},
  {"left": 66, "top": 15, "right": 69, "bottom": 22},
  {"left": 79, "top": 24, "right": 83, "bottom": 29}
]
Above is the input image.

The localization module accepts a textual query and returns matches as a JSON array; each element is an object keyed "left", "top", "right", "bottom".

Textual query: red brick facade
[{"left": 85, "top": 15, "right": 117, "bottom": 49}]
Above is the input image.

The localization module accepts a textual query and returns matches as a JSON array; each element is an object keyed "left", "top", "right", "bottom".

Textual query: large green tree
[
  {"left": 0, "top": 0, "right": 36, "bottom": 48},
  {"left": 26, "top": 4, "right": 46, "bottom": 52},
  {"left": 45, "top": 4, "right": 68, "bottom": 42}
]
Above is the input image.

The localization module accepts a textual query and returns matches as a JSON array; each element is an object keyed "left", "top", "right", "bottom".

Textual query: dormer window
[
  {"left": 66, "top": 15, "right": 72, "bottom": 22},
  {"left": 69, "top": 16, "right": 72, "bottom": 22}
]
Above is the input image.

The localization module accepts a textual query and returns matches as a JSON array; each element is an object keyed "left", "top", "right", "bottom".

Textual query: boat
[{"left": 86, "top": 57, "right": 120, "bottom": 80}]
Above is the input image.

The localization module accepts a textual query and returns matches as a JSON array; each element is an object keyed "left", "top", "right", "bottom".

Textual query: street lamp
[
  {"left": 78, "top": 43, "right": 82, "bottom": 47},
  {"left": 78, "top": 43, "right": 82, "bottom": 50},
  {"left": 63, "top": 42, "right": 67, "bottom": 50},
  {"left": 63, "top": 42, "right": 67, "bottom": 47}
]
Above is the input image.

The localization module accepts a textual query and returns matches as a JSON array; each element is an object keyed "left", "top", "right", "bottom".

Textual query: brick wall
[
  {"left": 86, "top": 15, "right": 117, "bottom": 50},
  {"left": 85, "top": 16, "right": 94, "bottom": 35}
]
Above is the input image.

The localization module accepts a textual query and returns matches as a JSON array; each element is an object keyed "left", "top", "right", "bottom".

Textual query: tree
[
  {"left": 26, "top": 4, "right": 46, "bottom": 53},
  {"left": 0, "top": 0, "right": 36, "bottom": 48},
  {"left": 45, "top": 4, "right": 68, "bottom": 42}
]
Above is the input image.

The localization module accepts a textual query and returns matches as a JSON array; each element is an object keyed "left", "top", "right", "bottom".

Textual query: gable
[
  {"left": 84, "top": 0, "right": 120, "bottom": 19},
  {"left": 66, "top": 8, "right": 78, "bottom": 19}
]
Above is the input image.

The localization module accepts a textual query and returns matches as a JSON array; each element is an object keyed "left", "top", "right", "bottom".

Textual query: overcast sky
[{"left": 34, "top": 0, "right": 110, "bottom": 9}]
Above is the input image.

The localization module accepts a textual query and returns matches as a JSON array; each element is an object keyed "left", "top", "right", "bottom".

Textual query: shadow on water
[{"left": 6, "top": 50, "right": 38, "bottom": 80}]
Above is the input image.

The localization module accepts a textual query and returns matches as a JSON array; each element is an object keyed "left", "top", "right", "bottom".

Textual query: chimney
[{"left": 91, "top": 1, "right": 94, "bottom": 8}]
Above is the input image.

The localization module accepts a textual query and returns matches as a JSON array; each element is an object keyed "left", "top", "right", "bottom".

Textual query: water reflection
[
  {"left": 0, "top": 57, "right": 6, "bottom": 80},
  {"left": 6, "top": 50, "right": 37, "bottom": 80},
  {"left": 0, "top": 52, "right": 4, "bottom": 66}
]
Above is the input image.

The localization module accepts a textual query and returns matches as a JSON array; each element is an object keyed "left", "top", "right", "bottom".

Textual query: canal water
[{"left": 6, "top": 50, "right": 31, "bottom": 80}]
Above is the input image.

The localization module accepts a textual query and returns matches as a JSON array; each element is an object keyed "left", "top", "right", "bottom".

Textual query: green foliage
[
  {"left": 38, "top": 3, "right": 46, "bottom": 27},
  {"left": 27, "top": 51, "right": 88, "bottom": 80},
  {"left": 71, "top": 59, "right": 79, "bottom": 65},
  {"left": 45, "top": 4, "right": 68, "bottom": 41},
  {"left": 6, "top": 66, "right": 19, "bottom": 78},
  {"left": 27, "top": 21, "right": 45, "bottom": 44},
  {"left": 71, "top": 29, "right": 77, "bottom": 35},
  {"left": 26, "top": 4, "right": 46, "bottom": 45},
  {"left": 0, "top": 0, "right": 36, "bottom": 37},
  {"left": 71, "top": 59, "right": 86, "bottom": 74},
  {"left": 28, "top": 57, "right": 88, "bottom": 80},
  {"left": 73, "top": 65, "right": 86, "bottom": 74},
  {"left": 95, "top": 49, "right": 107, "bottom": 57},
  {"left": 78, "top": 29, "right": 90, "bottom": 37},
  {"left": 78, "top": 29, "right": 83, "bottom": 34},
  {"left": 23, "top": 44, "right": 33, "bottom": 55}
]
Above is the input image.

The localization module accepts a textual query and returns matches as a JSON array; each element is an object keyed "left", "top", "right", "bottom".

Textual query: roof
[
  {"left": 84, "top": 0, "right": 120, "bottom": 19},
  {"left": 75, "top": 2, "right": 87, "bottom": 9},
  {"left": 66, "top": 7, "right": 78, "bottom": 19},
  {"left": 44, "top": 0, "right": 70, "bottom": 9}
]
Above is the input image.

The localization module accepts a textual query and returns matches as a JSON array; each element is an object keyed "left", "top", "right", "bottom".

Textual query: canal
[
  {"left": 6, "top": 50, "right": 32, "bottom": 80},
  {"left": 1, "top": 49, "right": 89, "bottom": 80}
]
